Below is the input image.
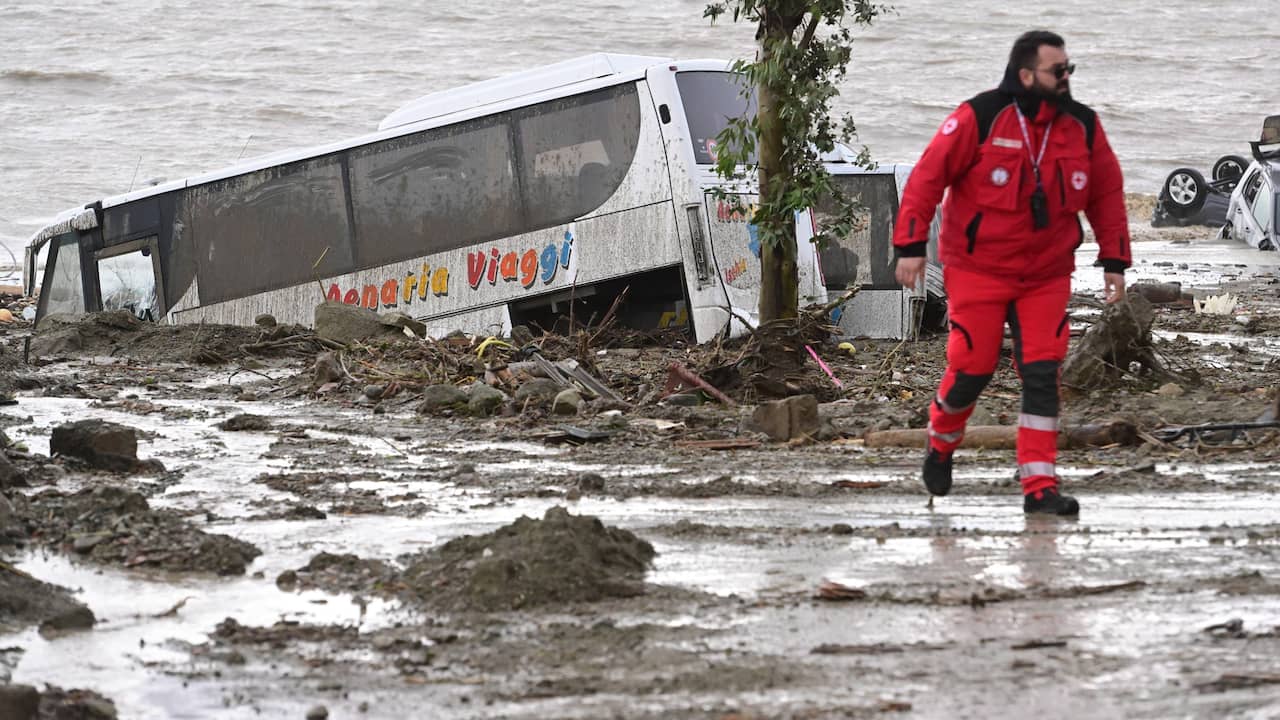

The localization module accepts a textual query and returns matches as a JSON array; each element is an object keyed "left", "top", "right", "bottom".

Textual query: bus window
[
  {"left": 349, "top": 116, "right": 522, "bottom": 267},
  {"left": 676, "top": 72, "right": 757, "bottom": 166},
  {"left": 40, "top": 235, "right": 86, "bottom": 317},
  {"left": 180, "top": 156, "right": 352, "bottom": 306},
  {"left": 98, "top": 244, "right": 159, "bottom": 321},
  {"left": 515, "top": 83, "right": 640, "bottom": 227}
]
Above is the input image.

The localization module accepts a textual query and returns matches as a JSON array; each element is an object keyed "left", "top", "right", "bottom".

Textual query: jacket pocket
[
  {"left": 965, "top": 212, "right": 983, "bottom": 254},
  {"left": 971, "top": 147, "right": 1023, "bottom": 211},
  {"left": 1056, "top": 154, "right": 1091, "bottom": 212}
]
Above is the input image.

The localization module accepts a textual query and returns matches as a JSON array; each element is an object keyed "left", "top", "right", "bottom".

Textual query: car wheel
[
  {"left": 1162, "top": 167, "right": 1208, "bottom": 218},
  {"left": 1212, "top": 154, "right": 1248, "bottom": 182}
]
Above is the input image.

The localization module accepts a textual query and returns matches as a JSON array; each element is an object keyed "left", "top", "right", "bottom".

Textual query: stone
[
  {"left": 552, "top": 388, "right": 584, "bottom": 416},
  {"left": 313, "top": 301, "right": 400, "bottom": 344},
  {"left": 49, "top": 420, "right": 140, "bottom": 471},
  {"left": 0, "top": 453, "right": 25, "bottom": 489},
  {"left": 313, "top": 352, "right": 344, "bottom": 386},
  {"left": 363, "top": 384, "right": 386, "bottom": 400},
  {"left": 509, "top": 325, "right": 536, "bottom": 347},
  {"left": 663, "top": 392, "right": 702, "bottom": 407},
  {"left": 1156, "top": 382, "right": 1185, "bottom": 397},
  {"left": 830, "top": 523, "right": 854, "bottom": 535},
  {"left": 305, "top": 705, "right": 329, "bottom": 720},
  {"left": 468, "top": 383, "right": 507, "bottom": 417},
  {"left": 513, "top": 378, "right": 561, "bottom": 408},
  {"left": 378, "top": 311, "right": 427, "bottom": 338},
  {"left": 253, "top": 313, "right": 277, "bottom": 328},
  {"left": 748, "top": 394, "right": 820, "bottom": 442},
  {"left": 38, "top": 604, "right": 97, "bottom": 634},
  {"left": 0, "top": 683, "right": 40, "bottom": 720},
  {"left": 577, "top": 473, "right": 606, "bottom": 492},
  {"left": 217, "top": 414, "right": 271, "bottom": 432},
  {"left": 416, "top": 385, "right": 468, "bottom": 415}
]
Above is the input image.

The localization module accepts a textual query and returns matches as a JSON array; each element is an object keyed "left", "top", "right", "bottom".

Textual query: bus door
[{"left": 647, "top": 65, "right": 733, "bottom": 341}]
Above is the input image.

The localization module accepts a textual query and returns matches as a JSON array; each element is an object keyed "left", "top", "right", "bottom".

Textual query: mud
[
  {"left": 17, "top": 486, "right": 261, "bottom": 575},
  {"left": 0, "top": 199, "right": 1279, "bottom": 718}
]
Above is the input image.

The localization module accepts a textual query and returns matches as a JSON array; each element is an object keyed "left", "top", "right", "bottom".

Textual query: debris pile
[
  {"left": 398, "top": 506, "right": 656, "bottom": 612},
  {"left": 21, "top": 486, "right": 261, "bottom": 575}
]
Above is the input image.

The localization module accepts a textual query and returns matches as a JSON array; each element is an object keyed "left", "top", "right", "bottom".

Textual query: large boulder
[
  {"left": 313, "top": 302, "right": 401, "bottom": 344},
  {"left": 49, "top": 420, "right": 142, "bottom": 472}
]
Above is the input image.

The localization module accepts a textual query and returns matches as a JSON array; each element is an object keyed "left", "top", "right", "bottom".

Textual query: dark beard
[{"left": 1032, "top": 81, "right": 1071, "bottom": 103}]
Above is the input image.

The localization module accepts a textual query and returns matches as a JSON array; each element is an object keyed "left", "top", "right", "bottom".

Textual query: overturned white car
[{"left": 1219, "top": 115, "right": 1280, "bottom": 250}]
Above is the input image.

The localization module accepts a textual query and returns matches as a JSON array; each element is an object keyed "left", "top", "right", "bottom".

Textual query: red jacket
[{"left": 893, "top": 88, "right": 1131, "bottom": 281}]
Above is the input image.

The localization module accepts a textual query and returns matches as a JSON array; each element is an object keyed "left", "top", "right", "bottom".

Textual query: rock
[
  {"left": 27, "top": 326, "right": 83, "bottom": 357},
  {"left": 552, "top": 388, "right": 584, "bottom": 415},
  {"left": 217, "top": 414, "right": 271, "bottom": 432},
  {"left": 378, "top": 312, "right": 427, "bottom": 338},
  {"left": 830, "top": 523, "right": 854, "bottom": 535},
  {"left": 1156, "top": 382, "right": 1185, "bottom": 397},
  {"left": 509, "top": 325, "right": 536, "bottom": 347},
  {"left": 513, "top": 378, "right": 561, "bottom": 409},
  {"left": 748, "top": 394, "right": 820, "bottom": 442},
  {"left": 0, "top": 684, "right": 40, "bottom": 720},
  {"left": 663, "top": 392, "right": 702, "bottom": 407},
  {"left": 49, "top": 420, "right": 140, "bottom": 471},
  {"left": 363, "top": 384, "right": 386, "bottom": 401},
  {"left": 276, "top": 569, "right": 299, "bottom": 590},
  {"left": 577, "top": 473, "right": 606, "bottom": 493},
  {"left": 0, "top": 453, "right": 25, "bottom": 489},
  {"left": 313, "top": 352, "right": 345, "bottom": 386},
  {"left": 468, "top": 383, "right": 507, "bottom": 417},
  {"left": 38, "top": 604, "right": 96, "bottom": 634},
  {"left": 416, "top": 385, "right": 468, "bottom": 415},
  {"left": 305, "top": 705, "right": 329, "bottom": 720},
  {"left": 72, "top": 532, "right": 111, "bottom": 553},
  {"left": 254, "top": 313, "right": 277, "bottom": 328},
  {"left": 313, "top": 301, "right": 400, "bottom": 344}
]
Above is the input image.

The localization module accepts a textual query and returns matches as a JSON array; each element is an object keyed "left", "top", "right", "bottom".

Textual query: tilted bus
[{"left": 25, "top": 53, "right": 936, "bottom": 342}]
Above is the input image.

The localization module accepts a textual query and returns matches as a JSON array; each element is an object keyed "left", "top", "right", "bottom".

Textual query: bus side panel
[
  {"left": 169, "top": 78, "right": 681, "bottom": 332},
  {"left": 169, "top": 201, "right": 682, "bottom": 329}
]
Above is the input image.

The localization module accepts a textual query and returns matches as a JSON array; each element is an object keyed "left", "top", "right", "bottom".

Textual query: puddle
[{"left": 2, "top": 552, "right": 402, "bottom": 720}]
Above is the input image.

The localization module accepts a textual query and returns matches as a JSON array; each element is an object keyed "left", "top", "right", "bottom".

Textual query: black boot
[
  {"left": 1023, "top": 487, "right": 1080, "bottom": 516},
  {"left": 922, "top": 449, "right": 953, "bottom": 496}
]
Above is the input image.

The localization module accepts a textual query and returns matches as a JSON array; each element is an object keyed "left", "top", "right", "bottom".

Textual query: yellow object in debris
[
  {"left": 0, "top": 309, "right": 11, "bottom": 323},
  {"left": 475, "top": 336, "right": 514, "bottom": 358},
  {"left": 837, "top": 342, "right": 856, "bottom": 356}
]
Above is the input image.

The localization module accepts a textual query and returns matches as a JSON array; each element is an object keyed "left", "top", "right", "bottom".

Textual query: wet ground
[{"left": 2, "top": 209, "right": 1280, "bottom": 719}]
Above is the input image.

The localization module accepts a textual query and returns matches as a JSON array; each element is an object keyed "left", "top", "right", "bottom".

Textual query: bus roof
[
  {"left": 78, "top": 54, "right": 683, "bottom": 215},
  {"left": 378, "top": 53, "right": 672, "bottom": 131}
]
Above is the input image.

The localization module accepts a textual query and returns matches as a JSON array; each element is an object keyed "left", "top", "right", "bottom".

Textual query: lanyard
[{"left": 1015, "top": 106, "right": 1053, "bottom": 183}]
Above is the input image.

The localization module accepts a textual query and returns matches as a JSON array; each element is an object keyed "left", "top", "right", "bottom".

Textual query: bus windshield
[{"left": 676, "top": 71, "right": 757, "bottom": 166}]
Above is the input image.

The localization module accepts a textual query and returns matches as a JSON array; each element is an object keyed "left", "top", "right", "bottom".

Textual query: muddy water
[
  {"left": 4, "top": 231, "right": 1280, "bottom": 718},
  {"left": 5, "top": 385, "right": 1280, "bottom": 718}
]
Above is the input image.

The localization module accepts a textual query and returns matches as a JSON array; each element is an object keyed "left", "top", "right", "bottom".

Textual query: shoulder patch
[{"left": 941, "top": 116, "right": 959, "bottom": 135}]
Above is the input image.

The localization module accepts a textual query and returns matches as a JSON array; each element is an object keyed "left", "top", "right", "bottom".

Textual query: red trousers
[{"left": 928, "top": 266, "right": 1071, "bottom": 496}]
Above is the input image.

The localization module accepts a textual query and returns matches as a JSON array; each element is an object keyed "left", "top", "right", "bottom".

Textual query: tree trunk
[{"left": 755, "top": 16, "right": 800, "bottom": 323}]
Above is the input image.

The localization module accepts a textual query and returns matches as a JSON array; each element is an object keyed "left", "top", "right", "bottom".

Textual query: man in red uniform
[{"left": 893, "top": 30, "right": 1131, "bottom": 515}]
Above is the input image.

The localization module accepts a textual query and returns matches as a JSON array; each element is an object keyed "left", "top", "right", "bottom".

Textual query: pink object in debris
[{"left": 805, "top": 344, "right": 842, "bottom": 389}]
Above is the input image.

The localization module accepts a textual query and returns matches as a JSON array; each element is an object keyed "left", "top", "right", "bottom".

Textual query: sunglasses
[{"left": 1036, "top": 62, "right": 1076, "bottom": 80}]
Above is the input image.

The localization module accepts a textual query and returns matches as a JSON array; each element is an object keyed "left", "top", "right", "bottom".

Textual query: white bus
[{"left": 26, "top": 53, "right": 934, "bottom": 341}]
